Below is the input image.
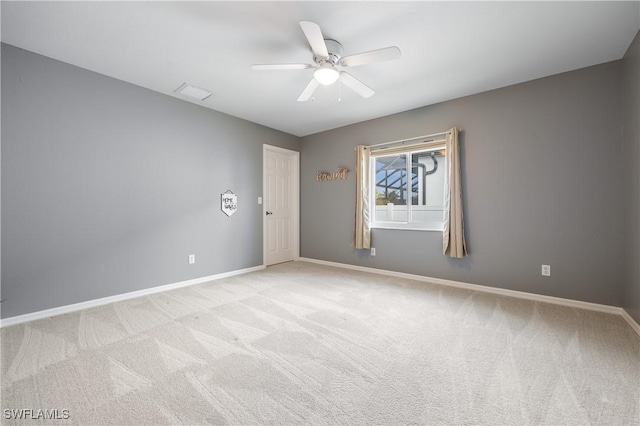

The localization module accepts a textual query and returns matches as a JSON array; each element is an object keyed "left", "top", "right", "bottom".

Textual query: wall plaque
[
  {"left": 316, "top": 167, "right": 349, "bottom": 182},
  {"left": 221, "top": 190, "right": 238, "bottom": 216}
]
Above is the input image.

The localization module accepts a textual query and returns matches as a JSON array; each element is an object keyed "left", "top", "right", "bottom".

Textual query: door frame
[{"left": 263, "top": 144, "right": 300, "bottom": 266}]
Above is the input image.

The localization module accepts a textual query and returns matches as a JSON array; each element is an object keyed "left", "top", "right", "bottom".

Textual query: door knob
[{"left": 266, "top": 211, "right": 273, "bottom": 215}]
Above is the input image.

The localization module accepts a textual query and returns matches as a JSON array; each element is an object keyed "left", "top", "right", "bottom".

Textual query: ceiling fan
[{"left": 251, "top": 21, "right": 401, "bottom": 102}]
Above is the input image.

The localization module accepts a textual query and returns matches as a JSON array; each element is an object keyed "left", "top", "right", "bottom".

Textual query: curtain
[
  {"left": 443, "top": 127, "right": 467, "bottom": 257},
  {"left": 353, "top": 145, "right": 371, "bottom": 249}
]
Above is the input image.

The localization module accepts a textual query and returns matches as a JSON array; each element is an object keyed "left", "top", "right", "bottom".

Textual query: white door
[{"left": 264, "top": 145, "right": 299, "bottom": 266}]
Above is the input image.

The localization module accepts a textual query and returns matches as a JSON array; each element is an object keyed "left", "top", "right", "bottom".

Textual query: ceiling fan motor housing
[{"left": 314, "top": 39, "right": 343, "bottom": 65}]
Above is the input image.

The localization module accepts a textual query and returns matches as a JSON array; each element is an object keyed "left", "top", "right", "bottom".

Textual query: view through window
[{"left": 371, "top": 145, "right": 447, "bottom": 231}]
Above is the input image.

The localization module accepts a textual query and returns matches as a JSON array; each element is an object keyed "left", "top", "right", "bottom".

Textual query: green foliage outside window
[{"left": 375, "top": 190, "right": 400, "bottom": 205}]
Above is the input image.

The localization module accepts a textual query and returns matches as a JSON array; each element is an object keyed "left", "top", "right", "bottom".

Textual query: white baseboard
[
  {"left": 620, "top": 308, "right": 640, "bottom": 336},
  {"left": 0, "top": 265, "right": 266, "bottom": 328},
  {"left": 298, "top": 257, "right": 640, "bottom": 337}
]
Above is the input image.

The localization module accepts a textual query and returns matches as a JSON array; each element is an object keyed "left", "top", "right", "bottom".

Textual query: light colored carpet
[{"left": 1, "top": 261, "right": 638, "bottom": 425}]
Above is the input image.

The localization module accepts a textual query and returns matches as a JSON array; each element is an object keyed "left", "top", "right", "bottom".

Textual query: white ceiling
[{"left": 2, "top": 1, "right": 639, "bottom": 137}]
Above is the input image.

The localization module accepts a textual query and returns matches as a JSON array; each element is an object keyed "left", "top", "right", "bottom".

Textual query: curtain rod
[{"left": 368, "top": 130, "right": 452, "bottom": 149}]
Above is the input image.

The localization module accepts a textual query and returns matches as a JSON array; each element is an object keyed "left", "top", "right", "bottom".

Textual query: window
[{"left": 370, "top": 143, "right": 447, "bottom": 231}]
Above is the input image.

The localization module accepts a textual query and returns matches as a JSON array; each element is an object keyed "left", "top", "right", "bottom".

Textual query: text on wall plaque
[{"left": 316, "top": 167, "right": 349, "bottom": 182}]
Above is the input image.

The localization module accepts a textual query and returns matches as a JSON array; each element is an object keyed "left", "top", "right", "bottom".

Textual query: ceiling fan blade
[
  {"left": 339, "top": 72, "right": 375, "bottom": 98},
  {"left": 297, "top": 79, "right": 320, "bottom": 102},
  {"left": 299, "top": 21, "right": 329, "bottom": 58},
  {"left": 251, "top": 64, "right": 312, "bottom": 71},
  {"left": 340, "top": 46, "right": 401, "bottom": 67}
]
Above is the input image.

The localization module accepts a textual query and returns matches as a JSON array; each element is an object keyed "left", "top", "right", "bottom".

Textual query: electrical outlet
[
  {"left": 371, "top": 247, "right": 376, "bottom": 256},
  {"left": 189, "top": 254, "right": 195, "bottom": 264},
  {"left": 541, "top": 264, "right": 550, "bottom": 276}
]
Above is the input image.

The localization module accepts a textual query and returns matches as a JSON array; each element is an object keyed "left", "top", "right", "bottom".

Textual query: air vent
[{"left": 174, "top": 83, "right": 212, "bottom": 101}]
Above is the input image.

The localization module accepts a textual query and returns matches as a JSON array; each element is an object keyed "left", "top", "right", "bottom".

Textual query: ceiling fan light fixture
[{"left": 314, "top": 64, "right": 339, "bottom": 85}]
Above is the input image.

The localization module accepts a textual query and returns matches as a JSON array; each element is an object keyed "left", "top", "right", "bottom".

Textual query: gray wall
[
  {"left": 1, "top": 44, "right": 299, "bottom": 319},
  {"left": 622, "top": 31, "right": 640, "bottom": 323},
  {"left": 2, "top": 39, "right": 634, "bottom": 319},
  {"left": 301, "top": 61, "right": 623, "bottom": 307}
]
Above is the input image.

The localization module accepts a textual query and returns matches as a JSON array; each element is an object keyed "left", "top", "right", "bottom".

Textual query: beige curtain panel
[
  {"left": 443, "top": 127, "right": 468, "bottom": 258},
  {"left": 353, "top": 145, "right": 371, "bottom": 249}
]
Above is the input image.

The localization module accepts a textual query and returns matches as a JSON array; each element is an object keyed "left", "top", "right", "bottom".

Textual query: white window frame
[{"left": 370, "top": 142, "right": 446, "bottom": 232}]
